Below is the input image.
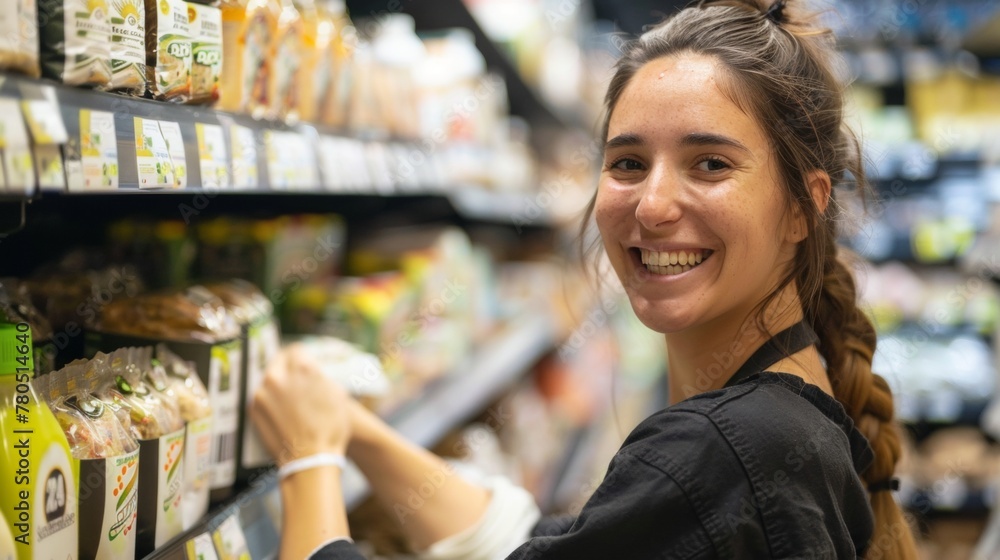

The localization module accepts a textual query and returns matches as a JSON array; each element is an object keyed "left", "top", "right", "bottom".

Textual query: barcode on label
[{"left": 213, "top": 432, "right": 236, "bottom": 464}]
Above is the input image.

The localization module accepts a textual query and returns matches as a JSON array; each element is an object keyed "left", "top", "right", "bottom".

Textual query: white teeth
[{"left": 640, "top": 249, "right": 710, "bottom": 276}]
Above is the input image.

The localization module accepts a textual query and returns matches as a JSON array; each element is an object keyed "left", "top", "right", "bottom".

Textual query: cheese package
[
  {"left": 38, "top": 0, "right": 113, "bottom": 86},
  {"left": 186, "top": 2, "right": 222, "bottom": 104},
  {"left": 0, "top": 0, "right": 40, "bottom": 77},
  {"left": 109, "top": 0, "right": 146, "bottom": 94},
  {"left": 145, "top": 0, "right": 192, "bottom": 101}
]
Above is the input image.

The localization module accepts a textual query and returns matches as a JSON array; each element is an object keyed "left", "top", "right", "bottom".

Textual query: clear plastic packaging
[
  {"left": 186, "top": 2, "right": 223, "bottom": 104},
  {"left": 97, "top": 347, "right": 184, "bottom": 440},
  {"left": 152, "top": 344, "right": 211, "bottom": 422},
  {"left": 217, "top": 0, "right": 277, "bottom": 116},
  {"left": 38, "top": 0, "right": 113, "bottom": 86},
  {"left": 0, "top": 0, "right": 41, "bottom": 77},
  {"left": 268, "top": 0, "right": 303, "bottom": 121},
  {"left": 145, "top": 0, "right": 192, "bottom": 101},
  {"left": 98, "top": 287, "right": 241, "bottom": 343}
]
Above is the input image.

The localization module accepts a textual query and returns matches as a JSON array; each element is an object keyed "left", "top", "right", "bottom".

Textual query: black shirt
[{"left": 314, "top": 372, "right": 875, "bottom": 560}]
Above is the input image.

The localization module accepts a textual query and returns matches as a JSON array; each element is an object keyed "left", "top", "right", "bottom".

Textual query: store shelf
[
  {"left": 344, "top": 0, "right": 589, "bottom": 137},
  {"left": 144, "top": 311, "right": 557, "bottom": 560},
  {"left": 905, "top": 485, "right": 996, "bottom": 518}
]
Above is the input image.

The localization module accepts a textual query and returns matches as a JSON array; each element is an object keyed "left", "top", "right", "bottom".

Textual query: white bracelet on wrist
[{"left": 278, "top": 453, "right": 347, "bottom": 480}]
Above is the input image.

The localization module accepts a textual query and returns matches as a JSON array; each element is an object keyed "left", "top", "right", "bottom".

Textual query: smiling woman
[{"left": 249, "top": 1, "right": 919, "bottom": 559}]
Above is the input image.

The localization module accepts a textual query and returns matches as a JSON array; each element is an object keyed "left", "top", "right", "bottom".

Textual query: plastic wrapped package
[
  {"left": 38, "top": 0, "right": 113, "bottom": 85},
  {"left": 292, "top": 0, "right": 320, "bottom": 122},
  {"left": 145, "top": 0, "right": 192, "bottom": 101},
  {"left": 268, "top": 0, "right": 302, "bottom": 121},
  {"left": 317, "top": 0, "right": 353, "bottom": 128},
  {"left": 109, "top": 0, "right": 147, "bottom": 93},
  {"left": 153, "top": 344, "right": 211, "bottom": 421},
  {"left": 36, "top": 356, "right": 141, "bottom": 560},
  {"left": 186, "top": 2, "right": 223, "bottom": 104},
  {"left": 0, "top": 0, "right": 40, "bottom": 76},
  {"left": 97, "top": 347, "right": 184, "bottom": 440},
  {"left": 98, "top": 286, "right": 241, "bottom": 343},
  {"left": 217, "top": 0, "right": 276, "bottom": 116}
]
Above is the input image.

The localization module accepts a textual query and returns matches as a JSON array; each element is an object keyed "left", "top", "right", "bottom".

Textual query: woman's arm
[
  {"left": 278, "top": 465, "right": 352, "bottom": 560},
  {"left": 346, "top": 400, "right": 491, "bottom": 551}
]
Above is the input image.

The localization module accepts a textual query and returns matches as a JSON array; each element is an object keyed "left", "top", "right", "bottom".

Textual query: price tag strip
[
  {"left": 196, "top": 123, "right": 231, "bottom": 189},
  {"left": 0, "top": 98, "right": 34, "bottom": 194},
  {"left": 159, "top": 121, "right": 188, "bottom": 189},
  {"left": 134, "top": 117, "right": 176, "bottom": 189},
  {"left": 211, "top": 515, "right": 251, "bottom": 560},
  {"left": 228, "top": 123, "right": 258, "bottom": 190},
  {"left": 67, "top": 109, "right": 119, "bottom": 191},
  {"left": 185, "top": 532, "right": 220, "bottom": 560}
]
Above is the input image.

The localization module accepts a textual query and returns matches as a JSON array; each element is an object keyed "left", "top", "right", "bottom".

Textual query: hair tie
[
  {"left": 867, "top": 478, "right": 900, "bottom": 493},
  {"left": 764, "top": 0, "right": 787, "bottom": 24}
]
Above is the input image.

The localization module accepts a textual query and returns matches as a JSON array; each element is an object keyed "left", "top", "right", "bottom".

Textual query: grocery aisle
[{"left": 0, "top": 0, "right": 998, "bottom": 559}]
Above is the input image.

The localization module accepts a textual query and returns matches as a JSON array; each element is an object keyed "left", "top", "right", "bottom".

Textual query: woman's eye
[
  {"left": 696, "top": 158, "right": 730, "bottom": 172},
  {"left": 610, "top": 158, "right": 643, "bottom": 171}
]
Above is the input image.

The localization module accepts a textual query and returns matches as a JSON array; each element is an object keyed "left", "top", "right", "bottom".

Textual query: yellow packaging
[
  {"left": 0, "top": 323, "right": 79, "bottom": 559},
  {"left": 218, "top": 0, "right": 276, "bottom": 116},
  {"left": 294, "top": 0, "right": 320, "bottom": 122},
  {"left": 186, "top": 2, "right": 222, "bottom": 104},
  {"left": 145, "top": 0, "right": 192, "bottom": 101},
  {"left": 269, "top": 0, "right": 302, "bottom": 121},
  {"left": 319, "top": 0, "right": 352, "bottom": 128}
]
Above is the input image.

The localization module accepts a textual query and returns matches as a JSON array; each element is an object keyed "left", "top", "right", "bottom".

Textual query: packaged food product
[
  {"left": 145, "top": 0, "right": 192, "bottom": 101},
  {"left": 186, "top": 2, "right": 222, "bottom": 104},
  {"left": 318, "top": 0, "right": 353, "bottom": 128},
  {"left": 293, "top": 335, "right": 389, "bottom": 409},
  {"left": 218, "top": 0, "right": 276, "bottom": 116},
  {"left": 268, "top": 0, "right": 302, "bottom": 121},
  {"left": 90, "top": 289, "right": 242, "bottom": 503},
  {"left": 202, "top": 280, "right": 279, "bottom": 478},
  {"left": 38, "top": 0, "right": 113, "bottom": 86},
  {"left": 93, "top": 347, "right": 184, "bottom": 556},
  {"left": 98, "top": 287, "right": 240, "bottom": 343},
  {"left": 38, "top": 357, "right": 140, "bottom": 560},
  {"left": 0, "top": 278, "right": 57, "bottom": 376},
  {"left": 152, "top": 344, "right": 212, "bottom": 529},
  {"left": 0, "top": 0, "right": 40, "bottom": 77},
  {"left": 109, "top": 0, "right": 146, "bottom": 93},
  {"left": 0, "top": 322, "right": 78, "bottom": 559},
  {"left": 293, "top": 0, "right": 319, "bottom": 122}
]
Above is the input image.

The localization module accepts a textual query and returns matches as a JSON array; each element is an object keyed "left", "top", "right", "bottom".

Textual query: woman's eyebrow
[
  {"left": 681, "top": 132, "right": 751, "bottom": 154},
  {"left": 604, "top": 133, "right": 644, "bottom": 151}
]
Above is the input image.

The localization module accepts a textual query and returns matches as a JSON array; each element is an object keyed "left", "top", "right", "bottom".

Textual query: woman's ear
[
  {"left": 785, "top": 170, "right": 832, "bottom": 243},
  {"left": 807, "top": 169, "right": 832, "bottom": 215}
]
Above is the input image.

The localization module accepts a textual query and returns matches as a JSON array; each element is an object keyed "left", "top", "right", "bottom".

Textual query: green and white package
[
  {"left": 109, "top": 0, "right": 146, "bottom": 93},
  {"left": 38, "top": 0, "right": 113, "bottom": 86}
]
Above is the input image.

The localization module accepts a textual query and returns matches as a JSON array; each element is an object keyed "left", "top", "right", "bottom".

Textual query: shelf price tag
[
  {"left": 196, "top": 123, "right": 231, "bottom": 189},
  {"left": 317, "top": 135, "right": 342, "bottom": 191},
  {"left": 68, "top": 109, "right": 119, "bottom": 191},
  {"left": 0, "top": 97, "right": 34, "bottom": 194},
  {"left": 265, "top": 130, "right": 319, "bottom": 191},
  {"left": 211, "top": 515, "right": 251, "bottom": 560},
  {"left": 229, "top": 124, "right": 258, "bottom": 190},
  {"left": 160, "top": 121, "right": 188, "bottom": 189},
  {"left": 184, "top": 532, "right": 220, "bottom": 560},
  {"left": 134, "top": 117, "right": 175, "bottom": 189},
  {"left": 21, "top": 97, "right": 68, "bottom": 190}
]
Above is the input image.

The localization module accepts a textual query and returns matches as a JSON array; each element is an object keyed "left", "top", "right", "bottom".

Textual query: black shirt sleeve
[{"left": 310, "top": 539, "right": 367, "bottom": 560}]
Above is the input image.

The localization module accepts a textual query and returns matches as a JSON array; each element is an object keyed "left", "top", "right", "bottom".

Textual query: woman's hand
[{"left": 250, "top": 344, "right": 352, "bottom": 465}]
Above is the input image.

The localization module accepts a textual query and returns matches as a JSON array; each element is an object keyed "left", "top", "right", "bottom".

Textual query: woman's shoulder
[{"left": 621, "top": 372, "right": 873, "bottom": 485}]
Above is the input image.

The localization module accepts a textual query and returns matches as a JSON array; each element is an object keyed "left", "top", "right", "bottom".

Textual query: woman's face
[{"left": 596, "top": 52, "right": 800, "bottom": 334}]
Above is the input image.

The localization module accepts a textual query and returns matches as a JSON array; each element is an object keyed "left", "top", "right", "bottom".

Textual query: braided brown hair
[{"left": 590, "top": 1, "right": 918, "bottom": 557}]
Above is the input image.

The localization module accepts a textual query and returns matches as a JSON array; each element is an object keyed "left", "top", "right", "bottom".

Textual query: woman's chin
[{"left": 630, "top": 300, "right": 699, "bottom": 334}]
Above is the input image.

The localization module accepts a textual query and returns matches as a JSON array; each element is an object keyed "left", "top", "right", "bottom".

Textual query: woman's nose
[{"left": 634, "top": 167, "right": 683, "bottom": 230}]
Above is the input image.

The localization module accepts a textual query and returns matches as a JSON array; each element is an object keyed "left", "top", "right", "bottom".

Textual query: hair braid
[{"left": 811, "top": 234, "right": 913, "bottom": 559}]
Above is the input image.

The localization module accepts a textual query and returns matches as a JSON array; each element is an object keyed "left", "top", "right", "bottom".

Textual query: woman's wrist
[{"left": 346, "top": 400, "right": 386, "bottom": 457}]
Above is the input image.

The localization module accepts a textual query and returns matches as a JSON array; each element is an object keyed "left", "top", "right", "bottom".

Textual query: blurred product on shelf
[
  {"left": 109, "top": 0, "right": 147, "bottom": 94},
  {"left": 0, "top": 0, "right": 40, "bottom": 77},
  {"left": 39, "top": 0, "right": 113, "bottom": 86},
  {"left": 36, "top": 357, "right": 141, "bottom": 560},
  {"left": 202, "top": 280, "right": 282, "bottom": 480},
  {"left": 151, "top": 344, "right": 213, "bottom": 528},
  {"left": 269, "top": 0, "right": 303, "bottom": 121},
  {"left": 287, "top": 336, "right": 390, "bottom": 409},
  {"left": 218, "top": 0, "right": 276, "bottom": 115},
  {"left": 90, "top": 287, "right": 243, "bottom": 503},
  {"left": 317, "top": 0, "right": 353, "bottom": 128},
  {"left": 91, "top": 348, "right": 186, "bottom": 555},
  {"left": 145, "top": 0, "right": 193, "bottom": 101},
  {"left": 0, "top": 323, "right": 79, "bottom": 560},
  {"left": 0, "top": 278, "right": 57, "bottom": 376},
  {"left": 186, "top": 2, "right": 223, "bottom": 104},
  {"left": 292, "top": 0, "right": 321, "bottom": 123}
]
